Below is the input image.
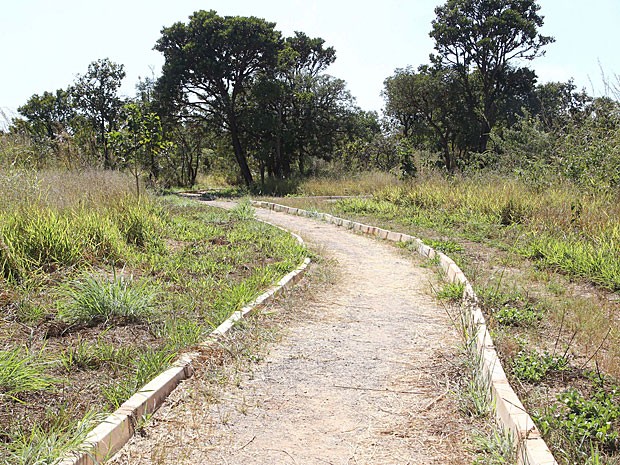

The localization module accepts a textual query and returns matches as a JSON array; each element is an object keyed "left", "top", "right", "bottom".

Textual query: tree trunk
[{"left": 229, "top": 120, "right": 253, "bottom": 186}]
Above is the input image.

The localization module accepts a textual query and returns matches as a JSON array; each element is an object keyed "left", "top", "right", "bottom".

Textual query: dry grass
[{"left": 298, "top": 170, "right": 401, "bottom": 196}]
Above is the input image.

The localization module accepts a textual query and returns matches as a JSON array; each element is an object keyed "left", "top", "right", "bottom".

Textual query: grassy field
[
  {"left": 264, "top": 172, "right": 620, "bottom": 465},
  {"left": 0, "top": 169, "right": 306, "bottom": 464}
]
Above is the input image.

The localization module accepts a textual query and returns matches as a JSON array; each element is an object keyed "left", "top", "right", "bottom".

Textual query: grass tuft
[
  {"left": 57, "top": 272, "right": 157, "bottom": 325},
  {"left": 0, "top": 348, "right": 58, "bottom": 397}
]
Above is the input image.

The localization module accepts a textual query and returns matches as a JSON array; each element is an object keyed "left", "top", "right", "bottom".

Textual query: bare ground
[{"left": 109, "top": 203, "right": 473, "bottom": 465}]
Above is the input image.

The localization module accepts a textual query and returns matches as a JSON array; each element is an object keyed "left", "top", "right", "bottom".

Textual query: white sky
[{"left": 1, "top": 0, "right": 619, "bottom": 121}]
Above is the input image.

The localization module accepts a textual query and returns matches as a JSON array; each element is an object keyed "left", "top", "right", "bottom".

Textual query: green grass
[
  {"left": 0, "top": 169, "right": 308, "bottom": 463},
  {"left": 471, "top": 426, "right": 516, "bottom": 465},
  {"left": 102, "top": 348, "right": 177, "bottom": 409},
  {"left": 57, "top": 272, "right": 158, "bottom": 325},
  {"left": 5, "top": 411, "right": 99, "bottom": 465},
  {"left": 0, "top": 348, "right": 59, "bottom": 398}
]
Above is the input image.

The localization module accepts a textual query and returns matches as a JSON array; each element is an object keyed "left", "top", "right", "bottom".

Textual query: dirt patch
[{"left": 110, "top": 203, "right": 473, "bottom": 464}]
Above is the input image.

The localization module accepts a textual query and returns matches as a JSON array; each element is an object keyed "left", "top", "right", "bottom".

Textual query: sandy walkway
[{"left": 110, "top": 202, "right": 470, "bottom": 464}]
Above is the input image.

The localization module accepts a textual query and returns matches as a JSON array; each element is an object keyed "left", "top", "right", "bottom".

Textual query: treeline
[
  {"left": 2, "top": 1, "right": 619, "bottom": 190},
  {"left": 2, "top": 12, "right": 376, "bottom": 189}
]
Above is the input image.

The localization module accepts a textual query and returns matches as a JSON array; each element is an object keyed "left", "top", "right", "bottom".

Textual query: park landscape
[{"left": 1, "top": 1, "right": 620, "bottom": 464}]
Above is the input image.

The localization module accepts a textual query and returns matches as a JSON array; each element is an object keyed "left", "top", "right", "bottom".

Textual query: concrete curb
[
  {"left": 58, "top": 212, "right": 311, "bottom": 465},
  {"left": 252, "top": 200, "right": 557, "bottom": 465}
]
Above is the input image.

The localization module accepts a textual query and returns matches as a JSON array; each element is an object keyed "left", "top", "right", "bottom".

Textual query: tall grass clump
[
  {"left": 0, "top": 168, "right": 164, "bottom": 281},
  {"left": 299, "top": 170, "right": 401, "bottom": 196},
  {"left": 57, "top": 272, "right": 157, "bottom": 325},
  {"left": 0, "top": 347, "right": 58, "bottom": 397}
]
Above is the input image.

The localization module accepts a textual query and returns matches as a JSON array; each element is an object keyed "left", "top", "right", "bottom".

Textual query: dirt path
[{"left": 110, "top": 202, "right": 471, "bottom": 464}]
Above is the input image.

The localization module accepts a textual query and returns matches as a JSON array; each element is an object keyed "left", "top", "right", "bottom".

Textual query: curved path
[{"left": 110, "top": 202, "right": 471, "bottom": 464}]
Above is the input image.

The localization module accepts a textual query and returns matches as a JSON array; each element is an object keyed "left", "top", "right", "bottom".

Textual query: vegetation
[
  {"left": 1, "top": 0, "right": 619, "bottom": 463},
  {"left": 0, "top": 169, "right": 306, "bottom": 463}
]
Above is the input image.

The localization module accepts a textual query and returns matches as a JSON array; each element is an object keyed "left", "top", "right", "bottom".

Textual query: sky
[{"left": 1, "top": 0, "right": 619, "bottom": 123}]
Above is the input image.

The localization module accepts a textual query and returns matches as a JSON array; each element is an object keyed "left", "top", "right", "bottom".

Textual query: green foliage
[
  {"left": 511, "top": 350, "right": 568, "bottom": 383},
  {"left": 72, "top": 58, "right": 126, "bottom": 169},
  {"left": 471, "top": 427, "right": 516, "bottom": 465},
  {"left": 57, "top": 272, "right": 157, "bottom": 325},
  {"left": 229, "top": 198, "right": 255, "bottom": 221},
  {"left": 156, "top": 10, "right": 282, "bottom": 186},
  {"left": 423, "top": 238, "right": 463, "bottom": 254},
  {"left": 59, "top": 338, "right": 134, "bottom": 373},
  {"left": 102, "top": 348, "right": 176, "bottom": 409},
  {"left": 436, "top": 282, "right": 465, "bottom": 302},
  {"left": 524, "top": 229, "right": 620, "bottom": 291},
  {"left": 0, "top": 348, "right": 58, "bottom": 397},
  {"left": 430, "top": 0, "right": 552, "bottom": 152},
  {"left": 109, "top": 102, "right": 173, "bottom": 195},
  {"left": 115, "top": 200, "right": 164, "bottom": 250},
  {"left": 4, "top": 411, "right": 97, "bottom": 465},
  {"left": 155, "top": 319, "right": 206, "bottom": 350},
  {"left": 536, "top": 387, "right": 620, "bottom": 462},
  {"left": 494, "top": 305, "right": 541, "bottom": 327}
]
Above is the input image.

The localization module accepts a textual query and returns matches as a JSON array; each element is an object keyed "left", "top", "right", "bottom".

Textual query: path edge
[
  {"left": 252, "top": 200, "right": 557, "bottom": 465},
  {"left": 57, "top": 211, "right": 311, "bottom": 465}
]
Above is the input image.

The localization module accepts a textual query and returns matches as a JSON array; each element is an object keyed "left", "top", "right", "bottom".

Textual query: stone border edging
[
  {"left": 58, "top": 214, "right": 311, "bottom": 465},
  {"left": 252, "top": 200, "right": 557, "bottom": 465}
]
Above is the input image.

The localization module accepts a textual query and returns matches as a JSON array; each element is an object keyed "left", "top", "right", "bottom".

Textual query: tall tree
[
  {"left": 155, "top": 10, "right": 282, "bottom": 186},
  {"left": 72, "top": 58, "right": 126, "bottom": 168},
  {"left": 17, "top": 89, "right": 74, "bottom": 143},
  {"left": 384, "top": 65, "right": 475, "bottom": 172},
  {"left": 430, "top": 0, "right": 553, "bottom": 150}
]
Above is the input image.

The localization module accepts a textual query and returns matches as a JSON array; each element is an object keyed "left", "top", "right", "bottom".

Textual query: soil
[{"left": 109, "top": 202, "right": 473, "bottom": 465}]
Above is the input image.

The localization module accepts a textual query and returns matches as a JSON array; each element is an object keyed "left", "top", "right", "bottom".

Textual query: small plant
[
  {"left": 494, "top": 305, "right": 541, "bottom": 327},
  {"left": 156, "top": 319, "right": 205, "bottom": 350},
  {"left": 0, "top": 347, "right": 58, "bottom": 397},
  {"left": 471, "top": 425, "right": 516, "bottom": 464},
  {"left": 57, "top": 271, "right": 157, "bottom": 326},
  {"left": 5, "top": 410, "right": 97, "bottom": 465},
  {"left": 511, "top": 350, "right": 568, "bottom": 383},
  {"left": 436, "top": 281, "right": 465, "bottom": 302},
  {"left": 423, "top": 238, "right": 464, "bottom": 254},
  {"left": 15, "top": 300, "right": 47, "bottom": 324},
  {"left": 229, "top": 198, "right": 255, "bottom": 221},
  {"left": 59, "top": 338, "right": 135, "bottom": 372},
  {"left": 456, "top": 352, "right": 493, "bottom": 419},
  {"left": 102, "top": 347, "right": 176, "bottom": 408}
]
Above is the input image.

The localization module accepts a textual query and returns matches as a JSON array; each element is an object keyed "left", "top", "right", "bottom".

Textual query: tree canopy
[{"left": 155, "top": 10, "right": 282, "bottom": 186}]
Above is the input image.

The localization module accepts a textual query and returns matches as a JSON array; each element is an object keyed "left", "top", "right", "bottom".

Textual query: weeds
[
  {"left": 536, "top": 385, "right": 620, "bottom": 463},
  {"left": 423, "top": 238, "right": 464, "bottom": 254},
  {"left": 229, "top": 198, "right": 255, "bottom": 221},
  {"left": 102, "top": 348, "right": 176, "bottom": 409},
  {"left": 471, "top": 425, "right": 516, "bottom": 465},
  {"left": 494, "top": 305, "right": 541, "bottom": 327},
  {"left": 511, "top": 350, "right": 568, "bottom": 383},
  {"left": 436, "top": 281, "right": 465, "bottom": 302}
]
